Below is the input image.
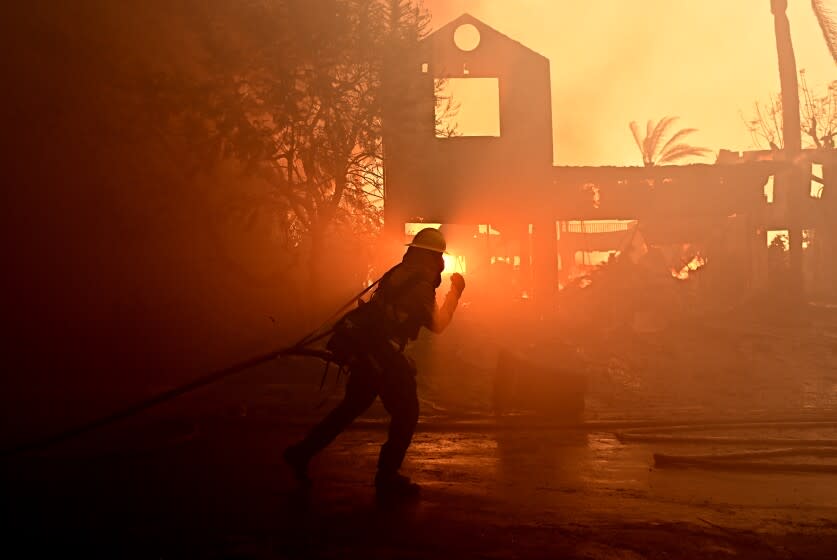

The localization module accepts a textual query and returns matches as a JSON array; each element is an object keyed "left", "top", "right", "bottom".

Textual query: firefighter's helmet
[{"left": 407, "top": 227, "right": 446, "bottom": 253}]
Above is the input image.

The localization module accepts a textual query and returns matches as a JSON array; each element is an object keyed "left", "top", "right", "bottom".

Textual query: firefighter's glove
[{"left": 450, "top": 273, "right": 466, "bottom": 296}]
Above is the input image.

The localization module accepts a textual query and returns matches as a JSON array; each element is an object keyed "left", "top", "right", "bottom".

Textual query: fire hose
[
  {"left": 0, "top": 278, "right": 382, "bottom": 459},
  {"left": 616, "top": 420, "right": 837, "bottom": 474}
]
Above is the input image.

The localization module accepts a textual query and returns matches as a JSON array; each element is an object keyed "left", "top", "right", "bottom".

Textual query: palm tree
[
  {"left": 629, "top": 117, "right": 712, "bottom": 167},
  {"left": 771, "top": 0, "right": 804, "bottom": 297},
  {"left": 812, "top": 0, "right": 837, "bottom": 63},
  {"left": 771, "top": 0, "right": 802, "bottom": 155}
]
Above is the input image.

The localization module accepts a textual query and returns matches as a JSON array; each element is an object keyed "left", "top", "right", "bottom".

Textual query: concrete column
[{"left": 822, "top": 157, "right": 837, "bottom": 298}]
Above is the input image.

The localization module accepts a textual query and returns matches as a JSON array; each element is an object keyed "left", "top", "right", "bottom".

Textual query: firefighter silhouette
[{"left": 284, "top": 227, "right": 465, "bottom": 500}]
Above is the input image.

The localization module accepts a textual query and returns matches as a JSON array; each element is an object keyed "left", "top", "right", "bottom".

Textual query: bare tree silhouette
[
  {"left": 629, "top": 117, "right": 712, "bottom": 167},
  {"left": 744, "top": 72, "right": 836, "bottom": 151}
]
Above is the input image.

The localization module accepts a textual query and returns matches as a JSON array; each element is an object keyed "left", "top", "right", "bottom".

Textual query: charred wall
[{"left": 384, "top": 14, "right": 554, "bottom": 229}]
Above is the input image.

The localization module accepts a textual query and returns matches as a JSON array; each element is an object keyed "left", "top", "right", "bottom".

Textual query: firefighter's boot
[{"left": 375, "top": 472, "right": 421, "bottom": 502}]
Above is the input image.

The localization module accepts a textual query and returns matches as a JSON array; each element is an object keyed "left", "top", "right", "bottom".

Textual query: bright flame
[
  {"left": 672, "top": 254, "right": 706, "bottom": 280},
  {"left": 443, "top": 253, "right": 466, "bottom": 275}
]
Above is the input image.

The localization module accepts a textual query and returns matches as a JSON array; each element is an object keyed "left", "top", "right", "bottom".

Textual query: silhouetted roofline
[
  {"left": 551, "top": 162, "right": 780, "bottom": 184},
  {"left": 425, "top": 13, "right": 549, "bottom": 62}
]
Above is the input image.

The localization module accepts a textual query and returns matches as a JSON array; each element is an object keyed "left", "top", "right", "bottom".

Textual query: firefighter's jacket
[
  {"left": 370, "top": 262, "right": 460, "bottom": 350},
  {"left": 326, "top": 261, "right": 460, "bottom": 373}
]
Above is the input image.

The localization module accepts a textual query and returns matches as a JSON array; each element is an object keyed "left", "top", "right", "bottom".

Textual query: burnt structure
[
  {"left": 384, "top": 14, "right": 829, "bottom": 302},
  {"left": 385, "top": 14, "right": 553, "bottom": 224}
]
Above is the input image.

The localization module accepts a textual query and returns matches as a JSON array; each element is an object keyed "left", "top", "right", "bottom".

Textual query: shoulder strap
[{"left": 375, "top": 269, "right": 424, "bottom": 304}]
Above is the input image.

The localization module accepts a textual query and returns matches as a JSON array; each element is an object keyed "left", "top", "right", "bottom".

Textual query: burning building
[{"left": 383, "top": 14, "right": 831, "bottom": 306}]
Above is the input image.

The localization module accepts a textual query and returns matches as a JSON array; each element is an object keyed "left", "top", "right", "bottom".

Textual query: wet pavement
[
  {"left": 319, "top": 424, "right": 837, "bottom": 531},
  {"left": 6, "top": 414, "right": 837, "bottom": 559},
  {"left": 5, "top": 308, "right": 837, "bottom": 557}
]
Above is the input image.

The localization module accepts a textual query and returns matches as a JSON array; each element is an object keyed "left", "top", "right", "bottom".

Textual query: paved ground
[
  {"left": 5, "top": 305, "right": 837, "bottom": 558},
  {"left": 5, "top": 410, "right": 837, "bottom": 559}
]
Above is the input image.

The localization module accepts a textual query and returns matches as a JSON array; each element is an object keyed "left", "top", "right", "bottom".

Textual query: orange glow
[
  {"left": 443, "top": 253, "right": 466, "bottom": 275},
  {"left": 426, "top": 0, "right": 835, "bottom": 165}
]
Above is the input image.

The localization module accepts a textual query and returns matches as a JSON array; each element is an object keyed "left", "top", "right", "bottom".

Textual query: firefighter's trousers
[{"left": 294, "top": 353, "right": 419, "bottom": 476}]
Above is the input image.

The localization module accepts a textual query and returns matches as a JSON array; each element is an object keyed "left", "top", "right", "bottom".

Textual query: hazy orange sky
[{"left": 425, "top": 0, "right": 835, "bottom": 166}]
